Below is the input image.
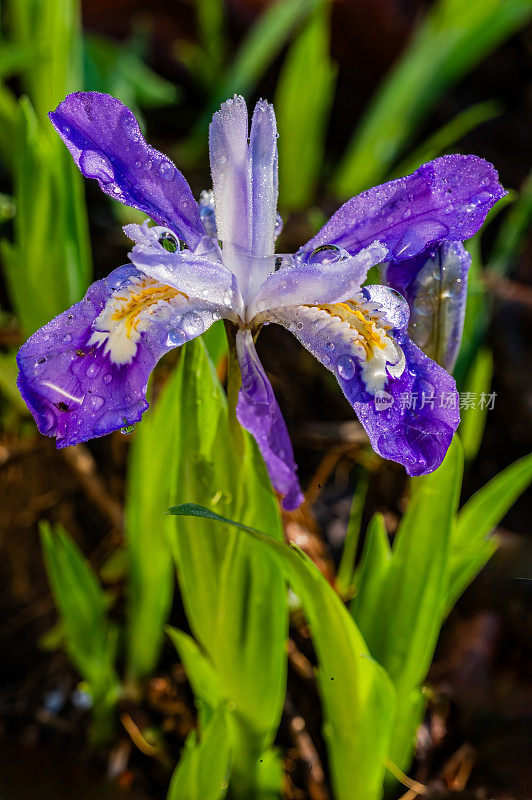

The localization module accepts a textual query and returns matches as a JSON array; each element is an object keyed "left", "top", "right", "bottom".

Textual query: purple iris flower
[{"left": 17, "top": 92, "right": 504, "bottom": 510}]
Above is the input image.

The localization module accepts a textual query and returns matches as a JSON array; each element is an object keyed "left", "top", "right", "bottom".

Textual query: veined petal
[
  {"left": 209, "top": 97, "right": 279, "bottom": 295},
  {"left": 300, "top": 155, "right": 505, "bottom": 262},
  {"left": 125, "top": 221, "right": 243, "bottom": 317},
  {"left": 236, "top": 329, "right": 303, "bottom": 510},
  {"left": 249, "top": 241, "right": 387, "bottom": 319},
  {"left": 17, "top": 265, "right": 230, "bottom": 448},
  {"left": 384, "top": 242, "right": 471, "bottom": 371},
  {"left": 265, "top": 285, "right": 459, "bottom": 476},
  {"left": 249, "top": 100, "right": 278, "bottom": 258},
  {"left": 209, "top": 96, "right": 252, "bottom": 255},
  {"left": 49, "top": 92, "right": 204, "bottom": 248}
]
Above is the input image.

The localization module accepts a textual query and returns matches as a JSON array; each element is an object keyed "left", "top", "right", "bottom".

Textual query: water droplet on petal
[
  {"left": 103, "top": 374, "right": 112, "bottom": 384},
  {"left": 63, "top": 334, "right": 72, "bottom": 343},
  {"left": 325, "top": 341, "right": 335, "bottom": 352},
  {"left": 121, "top": 423, "right": 135, "bottom": 435},
  {"left": 145, "top": 159, "right": 153, "bottom": 171},
  {"left": 159, "top": 160, "right": 175, "bottom": 181},
  {"left": 309, "top": 244, "right": 343, "bottom": 266},
  {"left": 393, "top": 220, "right": 447, "bottom": 259},
  {"left": 182, "top": 312, "right": 205, "bottom": 338},
  {"left": 79, "top": 150, "right": 114, "bottom": 183},
  {"left": 336, "top": 354, "right": 356, "bottom": 380},
  {"left": 166, "top": 328, "right": 187, "bottom": 347},
  {"left": 158, "top": 231, "right": 179, "bottom": 252},
  {"left": 274, "top": 213, "right": 283, "bottom": 238},
  {"left": 296, "top": 321, "right": 303, "bottom": 330},
  {"left": 89, "top": 395, "right": 104, "bottom": 410},
  {"left": 121, "top": 111, "right": 139, "bottom": 140},
  {"left": 86, "top": 363, "right": 100, "bottom": 378}
]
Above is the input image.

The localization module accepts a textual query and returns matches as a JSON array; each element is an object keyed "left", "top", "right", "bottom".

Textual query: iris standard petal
[
  {"left": 249, "top": 100, "right": 278, "bottom": 258},
  {"left": 300, "top": 155, "right": 505, "bottom": 262},
  {"left": 264, "top": 284, "right": 459, "bottom": 476},
  {"left": 384, "top": 242, "right": 471, "bottom": 371},
  {"left": 17, "top": 265, "right": 228, "bottom": 448},
  {"left": 209, "top": 95, "right": 252, "bottom": 254},
  {"left": 49, "top": 92, "right": 204, "bottom": 249},
  {"left": 236, "top": 329, "right": 304, "bottom": 510},
  {"left": 125, "top": 221, "right": 243, "bottom": 317},
  {"left": 249, "top": 241, "right": 387, "bottom": 319}
]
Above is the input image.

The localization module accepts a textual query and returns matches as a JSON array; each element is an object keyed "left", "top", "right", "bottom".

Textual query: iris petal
[
  {"left": 236, "top": 329, "right": 303, "bottom": 510},
  {"left": 384, "top": 242, "right": 471, "bottom": 371},
  {"left": 300, "top": 155, "right": 505, "bottom": 262},
  {"left": 49, "top": 92, "right": 204, "bottom": 248},
  {"left": 264, "top": 284, "right": 459, "bottom": 476},
  {"left": 17, "top": 266, "right": 230, "bottom": 447}
]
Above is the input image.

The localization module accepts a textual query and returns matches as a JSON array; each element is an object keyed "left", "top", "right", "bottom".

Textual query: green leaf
[
  {"left": 350, "top": 512, "right": 392, "bottom": 630},
  {"left": 167, "top": 705, "right": 231, "bottom": 800},
  {"left": 333, "top": 0, "right": 532, "bottom": 198},
  {"left": 276, "top": 3, "right": 337, "bottom": 210},
  {"left": 392, "top": 100, "right": 501, "bottom": 178},
  {"left": 458, "top": 348, "right": 493, "bottom": 460},
  {"left": 169, "top": 339, "right": 288, "bottom": 797},
  {"left": 125, "top": 369, "right": 184, "bottom": 682},
  {"left": 447, "top": 451, "right": 532, "bottom": 609},
  {"left": 351, "top": 439, "right": 463, "bottom": 774},
  {"left": 166, "top": 627, "right": 225, "bottom": 727},
  {"left": 168, "top": 503, "right": 396, "bottom": 800},
  {"left": 39, "top": 522, "right": 120, "bottom": 743},
  {"left": 336, "top": 472, "right": 369, "bottom": 597},
  {"left": 490, "top": 169, "right": 532, "bottom": 276},
  {"left": 2, "top": 97, "right": 91, "bottom": 336}
]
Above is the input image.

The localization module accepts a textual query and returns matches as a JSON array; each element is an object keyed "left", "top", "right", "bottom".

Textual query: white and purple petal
[
  {"left": 264, "top": 285, "right": 459, "bottom": 476},
  {"left": 49, "top": 92, "right": 204, "bottom": 249},
  {"left": 125, "top": 221, "right": 243, "bottom": 316},
  {"left": 249, "top": 241, "right": 387, "bottom": 319},
  {"left": 236, "top": 329, "right": 303, "bottom": 510},
  {"left": 17, "top": 266, "right": 229, "bottom": 448},
  {"left": 383, "top": 242, "right": 471, "bottom": 371},
  {"left": 300, "top": 155, "right": 505, "bottom": 262}
]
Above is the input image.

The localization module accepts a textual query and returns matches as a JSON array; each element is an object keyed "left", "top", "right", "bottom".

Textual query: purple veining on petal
[
  {"left": 17, "top": 265, "right": 225, "bottom": 448},
  {"left": 124, "top": 221, "right": 243, "bottom": 316},
  {"left": 300, "top": 155, "right": 505, "bottom": 262},
  {"left": 250, "top": 241, "right": 387, "bottom": 318},
  {"left": 384, "top": 242, "right": 471, "bottom": 371},
  {"left": 266, "top": 284, "right": 459, "bottom": 476},
  {"left": 236, "top": 329, "right": 303, "bottom": 510},
  {"left": 249, "top": 100, "right": 278, "bottom": 258},
  {"left": 49, "top": 92, "right": 204, "bottom": 248}
]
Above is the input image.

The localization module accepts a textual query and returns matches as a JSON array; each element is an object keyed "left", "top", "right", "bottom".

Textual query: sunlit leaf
[
  {"left": 333, "top": 0, "right": 532, "bottom": 197},
  {"left": 276, "top": 3, "right": 337, "bottom": 210},
  {"left": 168, "top": 502, "right": 396, "bottom": 800}
]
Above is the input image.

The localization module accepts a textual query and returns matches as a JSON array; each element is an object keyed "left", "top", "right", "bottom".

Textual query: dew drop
[
  {"left": 63, "top": 334, "right": 72, "bottom": 343},
  {"left": 158, "top": 231, "right": 179, "bottom": 253},
  {"left": 296, "top": 321, "right": 303, "bottom": 330},
  {"left": 325, "top": 341, "right": 335, "bottom": 352},
  {"left": 402, "top": 208, "right": 412, "bottom": 219},
  {"left": 121, "top": 111, "right": 139, "bottom": 140},
  {"left": 121, "top": 423, "right": 136, "bottom": 435},
  {"left": 159, "top": 160, "right": 175, "bottom": 181},
  {"left": 89, "top": 395, "right": 104, "bottom": 410},
  {"left": 336, "top": 354, "right": 356, "bottom": 380},
  {"left": 309, "top": 244, "right": 342, "bottom": 266},
  {"left": 86, "top": 363, "right": 100, "bottom": 378},
  {"left": 166, "top": 328, "right": 187, "bottom": 347},
  {"left": 274, "top": 213, "right": 283, "bottom": 238},
  {"left": 103, "top": 374, "right": 112, "bottom": 384},
  {"left": 145, "top": 159, "right": 153, "bottom": 171},
  {"left": 182, "top": 312, "right": 205, "bottom": 337},
  {"left": 79, "top": 150, "right": 114, "bottom": 183}
]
